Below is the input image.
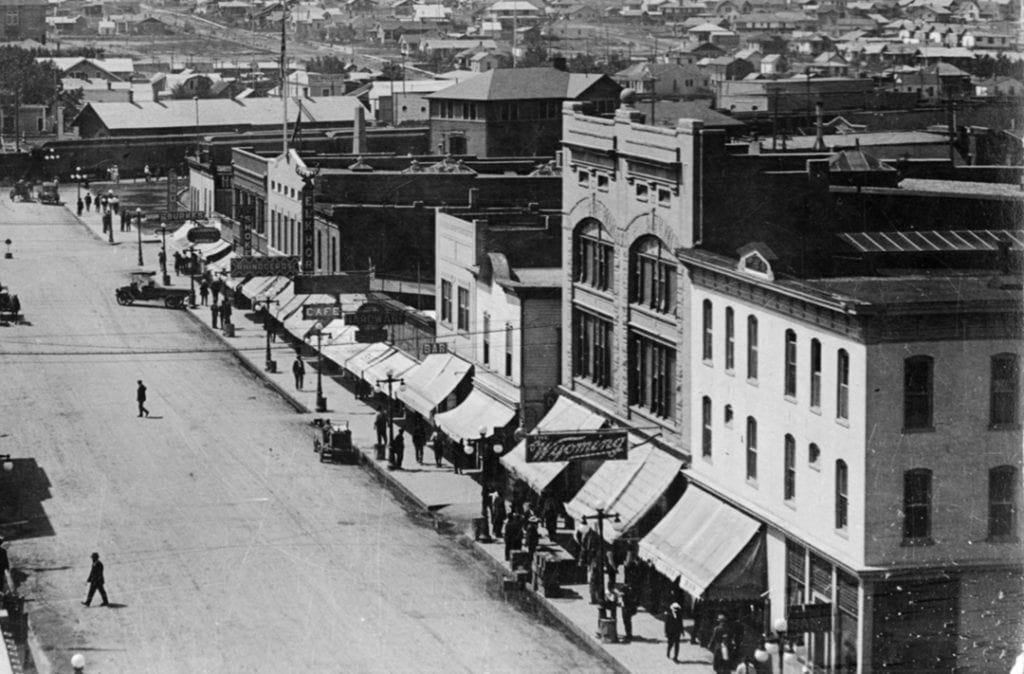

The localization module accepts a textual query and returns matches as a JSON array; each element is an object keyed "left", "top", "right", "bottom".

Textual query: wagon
[
  {"left": 0, "top": 286, "right": 22, "bottom": 322},
  {"left": 313, "top": 420, "right": 357, "bottom": 464},
  {"left": 115, "top": 271, "right": 192, "bottom": 309}
]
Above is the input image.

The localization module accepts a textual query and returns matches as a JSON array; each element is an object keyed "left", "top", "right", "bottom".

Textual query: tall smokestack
[{"left": 352, "top": 104, "right": 366, "bottom": 155}]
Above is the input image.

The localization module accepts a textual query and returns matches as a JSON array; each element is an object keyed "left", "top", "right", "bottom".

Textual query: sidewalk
[{"left": 72, "top": 201, "right": 719, "bottom": 674}]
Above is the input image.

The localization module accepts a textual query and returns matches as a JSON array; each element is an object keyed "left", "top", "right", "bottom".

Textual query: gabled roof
[
  {"left": 424, "top": 67, "right": 616, "bottom": 101},
  {"left": 653, "top": 100, "right": 745, "bottom": 127},
  {"left": 614, "top": 61, "right": 704, "bottom": 80}
]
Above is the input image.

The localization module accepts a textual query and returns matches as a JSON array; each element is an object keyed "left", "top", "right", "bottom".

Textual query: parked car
[{"left": 115, "top": 272, "right": 192, "bottom": 309}]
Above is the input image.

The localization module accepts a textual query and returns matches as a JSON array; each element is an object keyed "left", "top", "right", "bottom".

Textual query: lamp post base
[
  {"left": 265, "top": 359, "right": 277, "bottom": 373},
  {"left": 162, "top": 273, "right": 171, "bottom": 286},
  {"left": 316, "top": 395, "right": 327, "bottom": 412},
  {"left": 3, "top": 253, "right": 11, "bottom": 259}
]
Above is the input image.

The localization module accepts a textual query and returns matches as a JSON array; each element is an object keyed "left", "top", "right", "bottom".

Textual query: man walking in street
[
  {"left": 199, "top": 280, "right": 209, "bottom": 305},
  {"left": 210, "top": 301, "right": 219, "bottom": 329},
  {"left": 292, "top": 355, "right": 305, "bottom": 390},
  {"left": 374, "top": 410, "right": 387, "bottom": 448},
  {"left": 136, "top": 380, "right": 149, "bottom": 418},
  {"left": 83, "top": 552, "right": 108, "bottom": 607},
  {"left": 83, "top": 192, "right": 92, "bottom": 212}
]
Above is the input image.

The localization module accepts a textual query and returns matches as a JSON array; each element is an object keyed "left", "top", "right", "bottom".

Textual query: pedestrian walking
[
  {"left": 210, "top": 302, "right": 219, "bottom": 329},
  {"left": 101, "top": 210, "right": 112, "bottom": 234},
  {"left": 0, "top": 538, "right": 9, "bottom": 592},
  {"left": 82, "top": 552, "right": 109, "bottom": 607},
  {"left": 453, "top": 441, "right": 465, "bottom": 475},
  {"left": 83, "top": 192, "right": 92, "bottom": 212},
  {"left": 503, "top": 511, "right": 523, "bottom": 562},
  {"left": 173, "top": 251, "right": 182, "bottom": 276},
  {"left": 374, "top": 410, "right": 387, "bottom": 448},
  {"left": 111, "top": 164, "right": 120, "bottom": 184},
  {"left": 199, "top": 280, "right": 209, "bottom": 305},
  {"left": 665, "top": 602, "right": 684, "bottom": 662},
  {"left": 542, "top": 494, "right": 560, "bottom": 539},
  {"left": 292, "top": 355, "right": 305, "bottom": 389},
  {"left": 158, "top": 249, "right": 166, "bottom": 272},
  {"left": 480, "top": 485, "right": 493, "bottom": 538},
  {"left": 110, "top": 194, "right": 119, "bottom": 215},
  {"left": 76, "top": 197, "right": 84, "bottom": 216},
  {"left": 136, "top": 380, "right": 149, "bottom": 417},
  {"left": 709, "top": 614, "right": 735, "bottom": 674},
  {"left": 431, "top": 431, "right": 443, "bottom": 467},
  {"left": 411, "top": 424, "right": 426, "bottom": 464},
  {"left": 525, "top": 515, "right": 540, "bottom": 556},
  {"left": 219, "top": 301, "right": 232, "bottom": 328},
  {"left": 210, "top": 279, "right": 222, "bottom": 305},
  {"left": 99, "top": 193, "right": 108, "bottom": 211},
  {"left": 490, "top": 491, "right": 506, "bottom": 540},
  {"left": 389, "top": 430, "right": 405, "bottom": 469},
  {"left": 617, "top": 583, "right": 638, "bottom": 642}
]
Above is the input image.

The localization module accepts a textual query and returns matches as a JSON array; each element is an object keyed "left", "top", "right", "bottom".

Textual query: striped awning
[{"left": 838, "top": 229, "right": 1024, "bottom": 254}]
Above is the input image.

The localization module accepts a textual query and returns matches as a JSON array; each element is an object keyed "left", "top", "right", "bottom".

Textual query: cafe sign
[{"left": 525, "top": 429, "right": 629, "bottom": 463}]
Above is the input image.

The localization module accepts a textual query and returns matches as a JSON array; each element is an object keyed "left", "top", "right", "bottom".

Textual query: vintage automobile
[
  {"left": 115, "top": 271, "right": 192, "bottom": 309},
  {"left": 8, "top": 181, "right": 33, "bottom": 202},
  {"left": 36, "top": 181, "right": 60, "bottom": 205},
  {"left": 0, "top": 286, "right": 22, "bottom": 322}
]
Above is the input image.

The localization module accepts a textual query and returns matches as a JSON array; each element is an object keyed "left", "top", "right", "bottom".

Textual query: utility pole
[{"left": 281, "top": 0, "right": 289, "bottom": 155}]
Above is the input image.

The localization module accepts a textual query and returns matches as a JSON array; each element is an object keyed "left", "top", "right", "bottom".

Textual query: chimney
[
  {"left": 128, "top": 89, "right": 134, "bottom": 104},
  {"left": 551, "top": 55, "right": 567, "bottom": 71},
  {"left": 352, "top": 104, "right": 366, "bottom": 155},
  {"left": 107, "top": 80, "right": 112, "bottom": 90}
]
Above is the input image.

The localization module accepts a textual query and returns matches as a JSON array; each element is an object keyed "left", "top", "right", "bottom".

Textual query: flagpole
[{"left": 281, "top": 1, "right": 288, "bottom": 155}]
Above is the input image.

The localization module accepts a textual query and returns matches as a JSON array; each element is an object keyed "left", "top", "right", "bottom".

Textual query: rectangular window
[
  {"left": 574, "top": 229, "right": 613, "bottom": 291},
  {"left": 837, "top": 349, "right": 850, "bottom": 421},
  {"left": 702, "top": 300, "right": 713, "bottom": 362},
  {"left": 657, "top": 188, "right": 671, "bottom": 205},
  {"left": 903, "top": 469, "right": 932, "bottom": 541},
  {"left": 810, "top": 339, "right": 822, "bottom": 408},
  {"left": 456, "top": 286, "right": 469, "bottom": 331},
  {"left": 784, "top": 434, "right": 796, "bottom": 500},
  {"left": 573, "top": 309, "right": 612, "bottom": 388},
  {"left": 596, "top": 174, "right": 609, "bottom": 190},
  {"left": 989, "top": 466, "right": 1016, "bottom": 539},
  {"left": 991, "top": 354, "right": 1019, "bottom": 426},
  {"left": 6, "top": 9, "right": 18, "bottom": 25},
  {"left": 746, "top": 416, "right": 757, "bottom": 481},
  {"left": 578, "top": 169, "right": 590, "bottom": 187},
  {"left": 440, "top": 280, "right": 452, "bottom": 324},
  {"left": 635, "top": 183, "right": 648, "bottom": 200},
  {"left": 747, "top": 316, "right": 758, "bottom": 380},
  {"left": 504, "top": 323, "right": 513, "bottom": 377},
  {"left": 903, "top": 356, "right": 932, "bottom": 429},
  {"left": 784, "top": 330, "right": 797, "bottom": 398},
  {"left": 836, "top": 460, "right": 848, "bottom": 529},
  {"left": 786, "top": 540, "right": 806, "bottom": 607},
  {"left": 482, "top": 313, "right": 490, "bottom": 366},
  {"left": 632, "top": 249, "right": 676, "bottom": 314},
  {"left": 725, "top": 307, "right": 734, "bottom": 370},
  {"left": 628, "top": 332, "right": 675, "bottom": 419},
  {"left": 702, "top": 396, "right": 712, "bottom": 457}
]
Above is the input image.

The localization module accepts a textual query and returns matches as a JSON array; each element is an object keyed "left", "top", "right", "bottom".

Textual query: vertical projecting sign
[
  {"left": 301, "top": 181, "right": 315, "bottom": 273},
  {"left": 237, "top": 203, "right": 254, "bottom": 257}
]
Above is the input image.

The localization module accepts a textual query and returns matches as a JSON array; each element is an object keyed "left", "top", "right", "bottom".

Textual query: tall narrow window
[
  {"left": 630, "top": 236, "right": 676, "bottom": 314},
  {"left": 784, "top": 434, "right": 796, "bottom": 501},
  {"left": 702, "top": 300, "right": 713, "bottom": 362},
  {"left": 573, "top": 309, "right": 613, "bottom": 388},
  {"left": 784, "top": 330, "right": 797, "bottom": 398},
  {"left": 725, "top": 307, "right": 735, "bottom": 370},
  {"left": 628, "top": 332, "right": 675, "bottom": 420},
  {"left": 810, "top": 339, "right": 822, "bottom": 408},
  {"left": 573, "top": 220, "right": 613, "bottom": 291},
  {"left": 836, "top": 349, "right": 850, "bottom": 421},
  {"left": 747, "top": 316, "right": 759, "bottom": 381},
  {"left": 504, "top": 323, "right": 513, "bottom": 377},
  {"left": 746, "top": 417, "right": 757, "bottom": 481},
  {"left": 903, "top": 468, "right": 932, "bottom": 541},
  {"left": 835, "top": 460, "right": 848, "bottom": 529},
  {"left": 989, "top": 466, "right": 1016, "bottom": 539},
  {"left": 440, "top": 280, "right": 452, "bottom": 324},
  {"left": 991, "top": 354, "right": 1019, "bottom": 427},
  {"left": 903, "top": 356, "right": 933, "bottom": 430},
  {"left": 482, "top": 313, "right": 491, "bottom": 366},
  {"left": 702, "top": 396, "right": 712, "bottom": 458},
  {"left": 457, "top": 287, "right": 469, "bottom": 331}
]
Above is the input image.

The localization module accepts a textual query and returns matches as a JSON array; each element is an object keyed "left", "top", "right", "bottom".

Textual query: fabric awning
[
  {"left": 345, "top": 342, "right": 393, "bottom": 379},
  {"left": 363, "top": 350, "right": 418, "bottom": 393},
  {"left": 638, "top": 486, "right": 762, "bottom": 599},
  {"left": 565, "top": 438, "right": 682, "bottom": 543},
  {"left": 195, "top": 240, "right": 231, "bottom": 263},
  {"left": 433, "top": 388, "right": 517, "bottom": 442},
  {"left": 322, "top": 339, "right": 371, "bottom": 370},
  {"left": 499, "top": 396, "right": 606, "bottom": 494},
  {"left": 206, "top": 251, "right": 237, "bottom": 276},
  {"left": 396, "top": 353, "right": 472, "bottom": 419}
]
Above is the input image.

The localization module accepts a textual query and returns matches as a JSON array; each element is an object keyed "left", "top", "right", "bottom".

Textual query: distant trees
[
  {"left": 0, "top": 47, "right": 61, "bottom": 107},
  {"left": 306, "top": 55, "right": 349, "bottom": 74}
]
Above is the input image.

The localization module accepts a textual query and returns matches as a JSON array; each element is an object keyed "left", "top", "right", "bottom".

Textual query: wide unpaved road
[{"left": 0, "top": 199, "right": 608, "bottom": 673}]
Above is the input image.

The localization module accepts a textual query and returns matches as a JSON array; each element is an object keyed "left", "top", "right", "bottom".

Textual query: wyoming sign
[{"left": 525, "top": 429, "right": 629, "bottom": 463}]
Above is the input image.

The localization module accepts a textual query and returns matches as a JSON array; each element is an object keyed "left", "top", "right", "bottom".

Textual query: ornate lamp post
[
  {"left": 186, "top": 245, "right": 198, "bottom": 307},
  {"left": 155, "top": 224, "right": 171, "bottom": 285},
  {"left": 255, "top": 296, "right": 279, "bottom": 372},
  {"left": 135, "top": 208, "right": 144, "bottom": 266},
  {"left": 581, "top": 501, "right": 620, "bottom": 640},
  {"left": 43, "top": 147, "right": 60, "bottom": 183},
  {"left": 71, "top": 166, "right": 86, "bottom": 203},
  {"left": 309, "top": 326, "right": 333, "bottom": 412},
  {"left": 376, "top": 368, "right": 404, "bottom": 450},
  {"left": 763, "top": 617, "right": 798, "bottom": 674}
]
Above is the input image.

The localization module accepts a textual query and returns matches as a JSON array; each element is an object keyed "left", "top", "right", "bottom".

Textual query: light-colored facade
[{"left": 264, "top": 150, "right": 340, "bottom": 274}]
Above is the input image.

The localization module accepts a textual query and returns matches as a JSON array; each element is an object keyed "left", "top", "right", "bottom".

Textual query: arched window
[
  {"left": 835, "top": 460, "right": 848, "bottom": 529},
  {"left": 903, "top": 468, "right": 932, "bottom": 541},
  {"left": 903, "top": 356, "right": 933, "bottom": 430},
  {"left": 725, "top": 307, "right": 735, "bottom": 370},
  {"left": 989, "top": 466, "right": 1017, "bottom": 539},
  {"left": 629, "top": 235, "right": 676, "bottom": 314},
  {"left": 702, "top": 396, "right": 712, "bottom": 457},
  {"left": 573, "top": 219, "right": 613, "bottom": 291},
  {"left": 747, "top": 316, "right": 759, "bottom": 381},
  {"left": 810, "top": 339, "right": 822, "bottom": 408},
  {"left": 784, "top": 330, "right": 798, "bottom": 398},
  {"left": 836, "top": 349, "right": 850, "bottom": 421}
]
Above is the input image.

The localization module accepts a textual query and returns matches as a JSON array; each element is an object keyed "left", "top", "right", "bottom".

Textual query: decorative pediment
[{"left": 736, "top": 242, "right": 777, "bottom": 280}]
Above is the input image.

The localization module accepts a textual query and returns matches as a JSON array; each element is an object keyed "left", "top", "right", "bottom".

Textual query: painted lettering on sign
[
  {"left": 230, "top": 256, "right": 299, "bottom": 277},
  {"left": 422, "top": 342, "right": 449, "bottom": 356},
  {"left": 786, "top": 604, "right": 832, "bottom": 633},
  {"left": 302, "top": 304, "right": 344, "bottom": 320},
  {"left": 301, "top": 184, "right": 315, "bottom": 273},
  {"left": 524, "top": 430, "right": 629, "bottom": 463}
]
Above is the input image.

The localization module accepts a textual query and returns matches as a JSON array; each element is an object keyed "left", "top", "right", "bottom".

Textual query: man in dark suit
[
  {"left": 83, "top": 552, "right": 108, "bottom": 607},
  {"left": 0, "top": 538, "right": 9, "bottom": 592},
  {"left": 136, "top": 380, "right": 149, "bottom": 418}
]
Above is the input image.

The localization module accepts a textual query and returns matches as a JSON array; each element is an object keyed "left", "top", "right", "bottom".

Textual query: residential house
[
  {"left": 974, "top": 75, "right": 1024, "bottom": 98},
  {"left": 412, "top": 2, "right": 452, "bottom": 23},
  {"left": 484, "top": 0, "right": 544, "bottom": 29},
  {"left": 687, "top": 21, "right": 741, "bottom": 48},
  {"left": 759, "top": 52, "right": 787, "bottom": 76},
  {"left": 0, "top": 0, "right": 47, "bottom": 41},
  {"left": 612, "top": 61, "right": 711, "bottom": 98}
]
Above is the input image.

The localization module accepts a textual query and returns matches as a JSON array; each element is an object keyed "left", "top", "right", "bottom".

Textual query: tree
[
  {"left": 517, "top": 30, "right": 549, "bottom": 67},
  {"left": 379, "top": 61, "right": 405, "bottom": 81},
  {"left": 0, "top": 46, "right": 60, "bottom": 106},
  {"left": 306, "top": 55, "right": 349, "bottom": 74}
]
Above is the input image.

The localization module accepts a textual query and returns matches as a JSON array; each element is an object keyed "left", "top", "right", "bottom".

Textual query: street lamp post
[
  {"left": 376, "top": 369, "right": 405, "bottom": 453},
  {"left": 310, "top": 327, "right": 333, "bottom": 413},
  {"left": 156, "top": 224, "right": 171, "bottom": 285},
  {"left": 255, "top": 296, "right": 279, "bottom": 372},
  {"left": 71, "top": 166, "right": 86, "bottom": 205},
  {"left": 581, "top": 501, "right": 620, "bottom": 640},
  {"left": 135, "top": 207, "right": 144, "bottom": 266},
  {"left": 762, "top": 617, "right": 798, "bottom": 674},
  {"left": 186, "top": 245, "right": 198, "bottom": 307}
]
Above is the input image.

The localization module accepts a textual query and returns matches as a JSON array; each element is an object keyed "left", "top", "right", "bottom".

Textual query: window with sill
[
  {"left": 702, "top": 299, "right": 713, "bottom": 362},
  {"left": 784, "top": 329, "right": 797, "bottom": 398},
  {"left": 989, "top": 465, "right": 1017, "bottom": 539},
  {"left": 836, "top": 348, "right": 850, "bottom": 421},
  {"left": 724, "top": 307, "right": 735, "bottom": 370},
  {"left": 702, "top": 396, "right": 712, "bottom": 457},
  {"left": 903, "top": 468, "right": 932, "bottom": 541},
  {"left": 990, "top": 353, "right": 1019, "bottom": 427},
  {"left": 482, "top": 313, "right": 490, "bottom": 366},
  {"left": 657, "top": 188, "right": 671, "bottom": 206},
  {"left": 573, "top": 308, "right": 612, "bottom": 389},
  {"left": 746, "top": 315, "right": 758, "bottom": 380},
  {"left": 504, "top": 323, "right": 513, "bottom": 377},
  {"left": 808, "top": 442, "right": 820, "bottom": 468},
  {"left": 456, "top": 287, "right": 469, "bottom": 331},
  {"left": 903, "top": 355, "right": 933, "bottom": 430},
  {"left": 628, "top": 331, "right": 675, "bottom": 420},
  {"left": 440, "top": 279, "right": 452, "bottom": 324},
  {"left": 746, "top": 416, "right": 757, "bottom": 481},
  {"left": 835, "top": 459, "right": 848, "bottom": 529},
  {"left": 629, "top": 235, "right": 676, "bottom": 315},
  {"left": 578, "top": 169, "right": 590, "bottom": 187},
  {"left": 596, "top": 174, "right": 609, "bottom": 190},
  {"left": 810, "top": 338, "right": 821, "bottom": 408},
  {"left": 784, "top": 434, "right": 796, "bottom": 501},
  {"left": 635, "top": 182, "right": 649, "bottom": 200},
  {"left": 572, "top": 219, "right": 613, "bottom": 292}
]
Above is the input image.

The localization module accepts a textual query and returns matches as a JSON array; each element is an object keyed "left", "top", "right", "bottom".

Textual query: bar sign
[{"left": 422, "top": 342, "right": 449, "bottom": 356}]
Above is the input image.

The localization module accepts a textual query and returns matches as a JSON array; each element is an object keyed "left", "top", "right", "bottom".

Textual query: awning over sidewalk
[
  {"left": 344, "top": 342, "right": 393, "bottom": 379},
  {"left": 396, "top": 353, "right": 472, "bottom": 419},
  {"left": 433, "top": 388, "right": 517, "bottom": 442},
  {"left": 240, "top": 276, "right": 282, "bottom": 300},
  {"left": 499, "top": 397, "right": 606, "bottom": 494},
  {"left": 638, "top": 485, "right": 763, "bottom": 600},
  {"left": 206, "top": 251, "right": 237, "bottom": 278},
  {"left": 565, "top": 439, "right": 682, "bottom": 543},
  {"left": 363, "top": 349, "right": 418, "bottom": 393},
  {"left": 322, "top": 339, "right": 371, "bottom": 370},
  {"left": 194, "top": 240, "right": 231, "bottom": 263}
]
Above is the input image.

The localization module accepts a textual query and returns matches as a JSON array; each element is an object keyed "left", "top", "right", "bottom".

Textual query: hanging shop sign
[
  {"left": 187, "top": 226, "right": 222, "bottom": 243},
  {"left": 787, "top": 604, "right": 832, "bottom": 633},
  {"left": 159, "top": 210, "right": 207, "bottom": 222},
  {"left": 230, "top": 256, "right": 299, "bottom": 277},
  {"left": 302, "top": 303, "right": 344, "bottom": 320},
  {"left": 525, "top": 429, "right": 629, "bottom": 463},
  {"left": 422, "top": 342, "right": 449, "bottom": 356},
  {"left": 343, "top": 302, "right": 406, "bottom": 327},
  {"left": 293, "top": 272, "right": 371, "bottom": 295},
  {"left": 237, "top": 204, "right": 254, "bottom": 257},
  {"left": 301, "top": 183, "right": 315, "bottom": 273}
]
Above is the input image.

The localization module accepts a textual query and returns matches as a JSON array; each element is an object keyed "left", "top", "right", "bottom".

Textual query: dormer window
[{"left": 736, "top": 243, "right": 778, "bottom": 281}]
